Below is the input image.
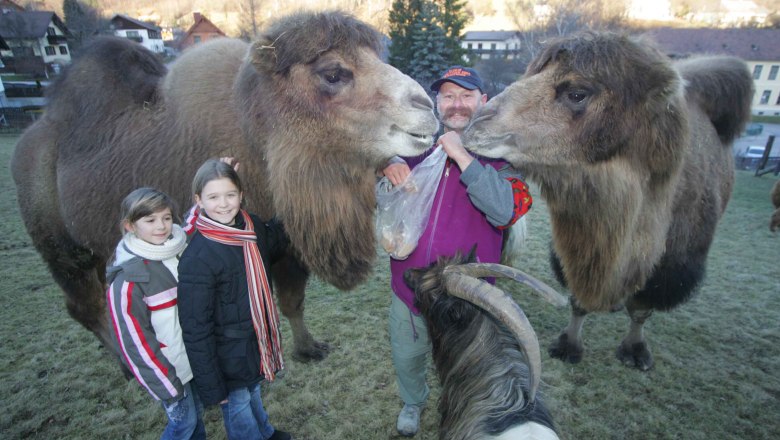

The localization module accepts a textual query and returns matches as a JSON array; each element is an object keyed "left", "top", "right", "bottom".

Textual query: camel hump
[
  {"left": 676, "top": 56, "right": 754, "bottom": 145},
  {"left": 46, "top": 36, "right": 166, "bottom": 118}
]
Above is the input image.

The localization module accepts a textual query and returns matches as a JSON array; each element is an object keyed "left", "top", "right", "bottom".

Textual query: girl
[
  {"left": 177, "top": 159, "right": 292, "bottom": 440},
  {"left": 106, "top": 188, "right": 206, "bottom": 440}
]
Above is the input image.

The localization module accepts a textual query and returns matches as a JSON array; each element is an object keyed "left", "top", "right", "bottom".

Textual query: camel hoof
[
  {"left": 616, "top": 341, "right": 654, "bottom": 371},
  {"left": 292, "top": 340, "right": 330, "bottom": 363},
  {"left": 548, "top": 333, "right": 583, "bottom": 363}
]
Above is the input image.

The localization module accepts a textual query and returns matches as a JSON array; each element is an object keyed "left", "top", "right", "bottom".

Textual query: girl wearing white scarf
[{"left": 106, "top": 188, "right": 206, "bottom": 440}]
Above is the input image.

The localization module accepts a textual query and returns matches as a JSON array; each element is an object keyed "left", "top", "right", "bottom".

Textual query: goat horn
[
  {"left": 446, "top": 263, "right": 567, "bottom": 307},
  {"left": 441, "top": 270, "right": 542, "bottom": 402}
]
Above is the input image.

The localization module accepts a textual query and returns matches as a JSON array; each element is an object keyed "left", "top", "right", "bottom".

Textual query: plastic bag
[{"left": 376, "top": 146, "right": 447, "bottom": 260}]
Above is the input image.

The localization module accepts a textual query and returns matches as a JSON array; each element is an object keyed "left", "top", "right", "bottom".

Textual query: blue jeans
[
  {"left": 220, "top": 382, "right": 275, "bottom": 440},
  {"left": 161, "top": 382, "right": 206, "bottom": 440}
]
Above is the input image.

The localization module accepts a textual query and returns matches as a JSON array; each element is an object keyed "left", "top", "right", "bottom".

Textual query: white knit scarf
[{"left": 123, "top": 224, "right": 188, "bottom": 261}]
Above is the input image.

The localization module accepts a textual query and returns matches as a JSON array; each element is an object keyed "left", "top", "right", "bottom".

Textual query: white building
[
  {"left": 0, "top": 10, "right": 72, "bottom": 77},
  {"left": 110, "top": 14, "right": 164, "bottom": 54},
  {"left": 461, "top": 31, "right": 522, "bottom": 60}
]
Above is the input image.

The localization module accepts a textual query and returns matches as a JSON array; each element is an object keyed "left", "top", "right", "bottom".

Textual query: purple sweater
[{"left": 390, "top": 153, "right": 514, "bottom": 314}]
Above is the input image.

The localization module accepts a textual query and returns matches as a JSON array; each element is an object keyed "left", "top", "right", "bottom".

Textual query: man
[{"left": 382, "top": 66, "right": 532, "bottom": 437}]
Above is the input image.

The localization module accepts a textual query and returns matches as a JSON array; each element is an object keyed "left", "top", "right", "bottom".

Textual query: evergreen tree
[
  {"left": 407, "top": 1, "right": 450, "bottom": 88},
  {"left": 62, "top": 0, "right": 103, "bottom": 50},
  {"left": 388, "top": 0, "right": 423, "bottom": 73},
  {"left": 389, "top": 0, "right": 471, "bottom": 77},
  {"left": 437, "top": 0, "right": 469, "bottom": 65}
]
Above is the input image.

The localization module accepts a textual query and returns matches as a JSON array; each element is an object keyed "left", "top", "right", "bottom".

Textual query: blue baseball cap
[{"left": 430, "top": 66, "right": 484, "bottom": 94}]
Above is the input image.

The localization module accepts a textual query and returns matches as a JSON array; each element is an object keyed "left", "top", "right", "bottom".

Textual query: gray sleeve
[{"left": 460, "top": 161, "right": 520, "bottom": 227}]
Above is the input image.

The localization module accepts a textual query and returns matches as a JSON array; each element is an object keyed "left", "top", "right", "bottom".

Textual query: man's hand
[
  {"left": 437, "top": 131, "right": 474, "bottom": 171},
  {"left": 383, "top": 162, "right": 411, "bottom": 186}
]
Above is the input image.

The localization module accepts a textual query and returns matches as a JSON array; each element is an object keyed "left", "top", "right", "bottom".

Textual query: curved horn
[
  {"left": 441, "top": 270, "right": 542, "bottom": 402},
  {"left": 446, "top": 263, "right": 568, "bottom": 307}
]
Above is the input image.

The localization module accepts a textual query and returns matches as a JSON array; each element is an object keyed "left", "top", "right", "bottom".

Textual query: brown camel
[
  {"left": 463, "top": 32, "right": 753, "bottom": 370},
  {"left": 11, "top": 11, "right": 438, "bottom": 366}
]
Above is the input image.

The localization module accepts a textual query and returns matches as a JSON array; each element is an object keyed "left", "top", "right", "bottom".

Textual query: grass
[{"left": 1, "top": 133, "right": 779, "bottom": 439}]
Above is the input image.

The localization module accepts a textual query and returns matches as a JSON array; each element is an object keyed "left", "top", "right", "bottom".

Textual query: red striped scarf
[{"left": 194, "top": 209, "right": 284, "bottom": 381}]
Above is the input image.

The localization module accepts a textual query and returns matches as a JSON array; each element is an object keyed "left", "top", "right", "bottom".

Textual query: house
[
  {"left": 110, "top": 14, "right": 164, "bottom": 54},
  {"left": 461, "top": 31, "right": 522, "bottom": 60},
  {"left": 178, "top": 12, "right": 225, "bottom": 51},
  {"left": 0, "top": 8, "right": 72, "bottom": 78},
  {"left": 645, "top": 27, "right": 780, "bottom": 116}
]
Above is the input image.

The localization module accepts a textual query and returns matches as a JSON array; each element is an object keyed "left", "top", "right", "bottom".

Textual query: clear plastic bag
[{"left": 376, "top": 146, "right": 447, "bottom": 260}]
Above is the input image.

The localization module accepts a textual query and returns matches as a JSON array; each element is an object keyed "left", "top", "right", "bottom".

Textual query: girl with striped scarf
[{"left": 177, "top": 159, "right": 292, "bottom": 440}]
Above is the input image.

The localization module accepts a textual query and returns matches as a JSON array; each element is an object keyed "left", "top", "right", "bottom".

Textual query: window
[
  {"left": 59, "top": 46, "right": 68, "bottom": 55},
  {"left": 126, "top": 30, "right": 140, "bottom": 37},
  {"left": 467, "top": 43, "right": 472, "bottom": 49},
  {"left": 477, "top": 43, "right": 482, "bottom": 50},
  {"left": 44, "top": 46, "right": 55, "bottom": 56},
  {"left": 759, "top": 90, "right": 771, "bottom": 105},
  {"left": 490, "top": 43, "right": 496, "bottom": 50},
  {"left": 194, "top": 35, "right": 202, "bottom": 43},
  {"left": 776, "top": 94, "right": 780, "bottom": 105},
  {"left": 769, "top": 65, "right": 779, "bottom": 81},
  {"left": 753, "top": 65, "right": 763, "bottom": 79},
  {"left": 149, "top": 31, "right": 160, "bottom": 39},
  {"left": 47, "top": 27, "right": 56, "bottom": 36}
]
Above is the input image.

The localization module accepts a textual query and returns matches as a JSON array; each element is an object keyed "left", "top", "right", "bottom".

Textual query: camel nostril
[{"left": 411, "top": 93, "right": 433, "bottom": 111}]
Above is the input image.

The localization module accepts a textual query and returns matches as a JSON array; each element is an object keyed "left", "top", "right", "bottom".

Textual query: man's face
[{"left": 436, "top": 81, "right": 487, "bottom": 133}]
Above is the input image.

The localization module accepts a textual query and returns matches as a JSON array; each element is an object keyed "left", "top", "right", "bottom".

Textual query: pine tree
[
  {"left": 437, "top": 0, "right": 469, "bottom": 65},
  {"left": 388, "top": 0, "right": 424, "bottom": 73},
  {"left": 389, "top": 0, "right": 471, "bottom": 77},
  {"left": 407, "top": 1, "right": 450, "bottom": 88},
  {"left": 62, "top": 0, "right": 102, "bottom": 50}
]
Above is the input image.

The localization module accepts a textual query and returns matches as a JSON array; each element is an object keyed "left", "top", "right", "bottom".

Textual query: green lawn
[{"left": 1, "top": 134, "right": 778, "bottom": 439}]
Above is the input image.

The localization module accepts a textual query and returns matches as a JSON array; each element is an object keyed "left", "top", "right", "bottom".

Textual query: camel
[
  {"left": 11, "top": 10, "right": 438, "bottom": 366},
  {"left": 463, "top": 32, "right": 753, "bottom": 370}
]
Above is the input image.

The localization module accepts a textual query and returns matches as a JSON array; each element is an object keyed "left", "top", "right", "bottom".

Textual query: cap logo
[{"left": 443, "top": 68, "right": 471, "bottom": 78}]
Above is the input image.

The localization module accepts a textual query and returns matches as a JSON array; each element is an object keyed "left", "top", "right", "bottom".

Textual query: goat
[{"left": 404, "top": 250, "right": 567, "bottom": 440}]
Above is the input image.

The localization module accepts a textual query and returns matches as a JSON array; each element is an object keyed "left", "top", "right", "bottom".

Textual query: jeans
[
  {"left": 161, "top": 382, "right": 206, "bottom": 440},
  {"left": 389, "top": 294, "right": 431, "bottom": 406},
  {"left": 220, "top": 382, "right": 275, "bottom": 440}
]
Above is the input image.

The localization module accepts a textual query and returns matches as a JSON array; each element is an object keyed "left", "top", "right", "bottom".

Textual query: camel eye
[
  {"left": 567, "top": 90, "right": 587, "bottom": 103},
  {"left": 324, "top": 71, "right": 340, "bottom": 84}
]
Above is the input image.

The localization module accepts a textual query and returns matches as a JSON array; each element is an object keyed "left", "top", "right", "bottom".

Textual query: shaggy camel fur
[
  {"left": 771, "top": 180, "right": 780, "bottom": 232},
  {"left": 11, "top": 11, "right": 437, "bottom": 365},
  {"left": 463, "top": 32, "right": 753, "bottom": 370}
]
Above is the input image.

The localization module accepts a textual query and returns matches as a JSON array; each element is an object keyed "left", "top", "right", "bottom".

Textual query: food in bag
[{"left": 376, "top": 147, "right": 447, "bottom": 259}]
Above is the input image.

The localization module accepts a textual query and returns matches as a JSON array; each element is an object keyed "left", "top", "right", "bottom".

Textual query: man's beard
[{"left": 441, "top": 109, "right": 473, "bottom": 131}]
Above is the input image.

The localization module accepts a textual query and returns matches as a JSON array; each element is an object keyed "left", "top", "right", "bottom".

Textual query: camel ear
[{"left": 249, "top": 36, "right": 277, "bottom": 74}]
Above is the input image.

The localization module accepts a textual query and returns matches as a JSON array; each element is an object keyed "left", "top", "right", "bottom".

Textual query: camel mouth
[
  {"left": 391, "top": 125, "right": 434, "bottom": 146},
  {"left": 464, "top": 133, "right": 514, "bottom": 157}
]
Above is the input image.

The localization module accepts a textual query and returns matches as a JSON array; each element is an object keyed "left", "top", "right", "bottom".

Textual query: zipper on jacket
[{"left": 426, "top": 162, "right": 451, "bottom": 260}]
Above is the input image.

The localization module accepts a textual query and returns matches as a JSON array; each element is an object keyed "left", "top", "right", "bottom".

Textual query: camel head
[
  {"left": 241, "top": 10, "right": 438, "bottom": 166},
  {"left": 463, "top": 32, "right": 685, "bottom": 181}
]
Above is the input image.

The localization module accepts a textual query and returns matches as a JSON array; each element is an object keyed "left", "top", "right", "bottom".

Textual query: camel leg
[
  {"left": 616, "top": 296, "right": 654, "bottom": 370},
  {"left": 272, "top": 254, "right": 329, "bottom": 362},
  {"left": 548, "top": 296, "right": 588, "bottom": 363}
]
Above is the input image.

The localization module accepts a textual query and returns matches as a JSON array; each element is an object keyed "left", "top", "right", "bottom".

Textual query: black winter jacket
[{"left": 177, "top": 212, "right": 289, "bottom": 406}]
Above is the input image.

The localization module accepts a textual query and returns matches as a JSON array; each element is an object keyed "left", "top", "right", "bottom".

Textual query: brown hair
[
  {"left": 118, "top": 187, "right": 179, "bottom": 233},
  {"left": 191, "top": 159, "right": 243, "bottom": 198}
]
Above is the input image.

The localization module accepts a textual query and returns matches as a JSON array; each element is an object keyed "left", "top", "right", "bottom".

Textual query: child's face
[
  {"left": 195, "top": 177, "right": 242, "bottom": 225},
  {"left": 124, "top": 207, "right": 173, "bottom": 245}
]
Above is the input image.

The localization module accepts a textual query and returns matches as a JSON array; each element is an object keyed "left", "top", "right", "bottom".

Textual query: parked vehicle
[{"left": 736, "top": 145, "right": 779, "bottom": 171}]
